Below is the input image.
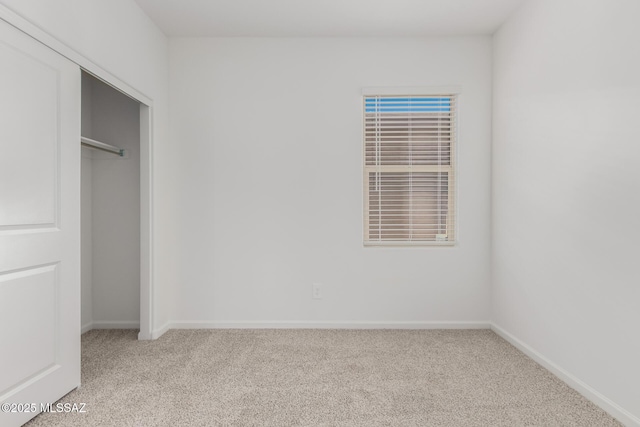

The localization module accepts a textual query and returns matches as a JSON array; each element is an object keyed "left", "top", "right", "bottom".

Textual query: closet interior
[{"left": 81, "top": 71, "right": 141, "bottom": 333}]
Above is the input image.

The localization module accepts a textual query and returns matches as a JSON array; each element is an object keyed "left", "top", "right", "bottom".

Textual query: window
[{"left": 363, "top": 94, "right": 457, "bottom": 245}]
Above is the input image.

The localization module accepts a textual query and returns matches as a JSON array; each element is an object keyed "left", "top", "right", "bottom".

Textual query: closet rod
[{"left": 81, "top": 136, "right": 124, "bottom": 157}]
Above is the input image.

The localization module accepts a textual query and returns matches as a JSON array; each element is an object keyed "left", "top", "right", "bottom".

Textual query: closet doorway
[{"left": 80, "top": 71, "right": 153, "bottom": 339}]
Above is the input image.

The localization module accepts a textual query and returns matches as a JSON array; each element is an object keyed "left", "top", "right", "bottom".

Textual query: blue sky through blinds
[{"left": 365, "top": 97, "right": 451, "bottom": 113}]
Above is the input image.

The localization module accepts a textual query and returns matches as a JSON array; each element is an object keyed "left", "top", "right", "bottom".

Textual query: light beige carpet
[{"left": 26, "top": 329, "right": 620, "bottom": 426}]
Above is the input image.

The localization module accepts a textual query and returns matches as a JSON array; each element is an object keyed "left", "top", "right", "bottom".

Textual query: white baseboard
[
  {"left": 82, "top": 321, "right": 141, "bottom": 334},
  {"left": 90, "top": 321, "right": 140, "bottom": 330},
  {"left": 491, "top": 323, "right": 640, "bottom": 427},
  {"left": 81, "top": 322, "right": 93, "bottom": 334},
  {"left": 169, "top": 320, "right": 491, "bottom": 330},
  {"left": 137, "top": 330, "right": 152, "bottom": 340},
  {"left": 142, "top": 320, "right": 488, "bottom": 341},
  {"left": 82, "top": 322, "right": 161, "bottom": 339},
  {"left": 150, "top": 321, "right": 171, "bottom": 340}
]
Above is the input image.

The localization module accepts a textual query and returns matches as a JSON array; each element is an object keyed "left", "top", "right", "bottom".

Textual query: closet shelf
[{"left": 81, "top": 136, "right": 124, "bottom": 157}]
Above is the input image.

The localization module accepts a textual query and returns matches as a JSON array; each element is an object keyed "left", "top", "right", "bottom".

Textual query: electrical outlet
[{"left": 312, "top": 283, "right": 322, "bottom": 300}]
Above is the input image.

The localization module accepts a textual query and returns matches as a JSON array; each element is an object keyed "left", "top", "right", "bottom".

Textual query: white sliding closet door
[{"left": 0, "top": 18, "right": 81, "bottom": 427}]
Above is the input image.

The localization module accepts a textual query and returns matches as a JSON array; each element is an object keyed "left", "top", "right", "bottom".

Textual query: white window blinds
[{"left": 364, "top": 95, "right": 457, "bottom": 245}]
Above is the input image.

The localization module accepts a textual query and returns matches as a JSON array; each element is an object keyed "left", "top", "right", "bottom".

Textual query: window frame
[{"left": 362, "top": 87, "right": 459, "bottom": 247}]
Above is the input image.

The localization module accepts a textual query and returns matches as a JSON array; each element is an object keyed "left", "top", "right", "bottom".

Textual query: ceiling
[{"left": 133, "top": 0, "right": 526, "bottom": 37}]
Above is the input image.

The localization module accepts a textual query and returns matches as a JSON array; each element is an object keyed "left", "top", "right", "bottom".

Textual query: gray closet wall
[{"left": 81, "top": 72, "right": 141, "bottom": 330}]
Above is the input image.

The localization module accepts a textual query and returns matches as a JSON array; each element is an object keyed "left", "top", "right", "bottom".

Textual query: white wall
[
  {"left": 169, "top": 37, "right": 492, "bottom": 325},
  {"left": 492, "top": 0, "right": 640, "bottom": 423},
  {"left": 0, "top": 0, "right": 174, "bottom": 335}
]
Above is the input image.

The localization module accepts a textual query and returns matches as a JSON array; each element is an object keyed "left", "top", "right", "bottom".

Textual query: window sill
[{"left": 364, "top": 241, "right": 456, "bottom": 247}]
